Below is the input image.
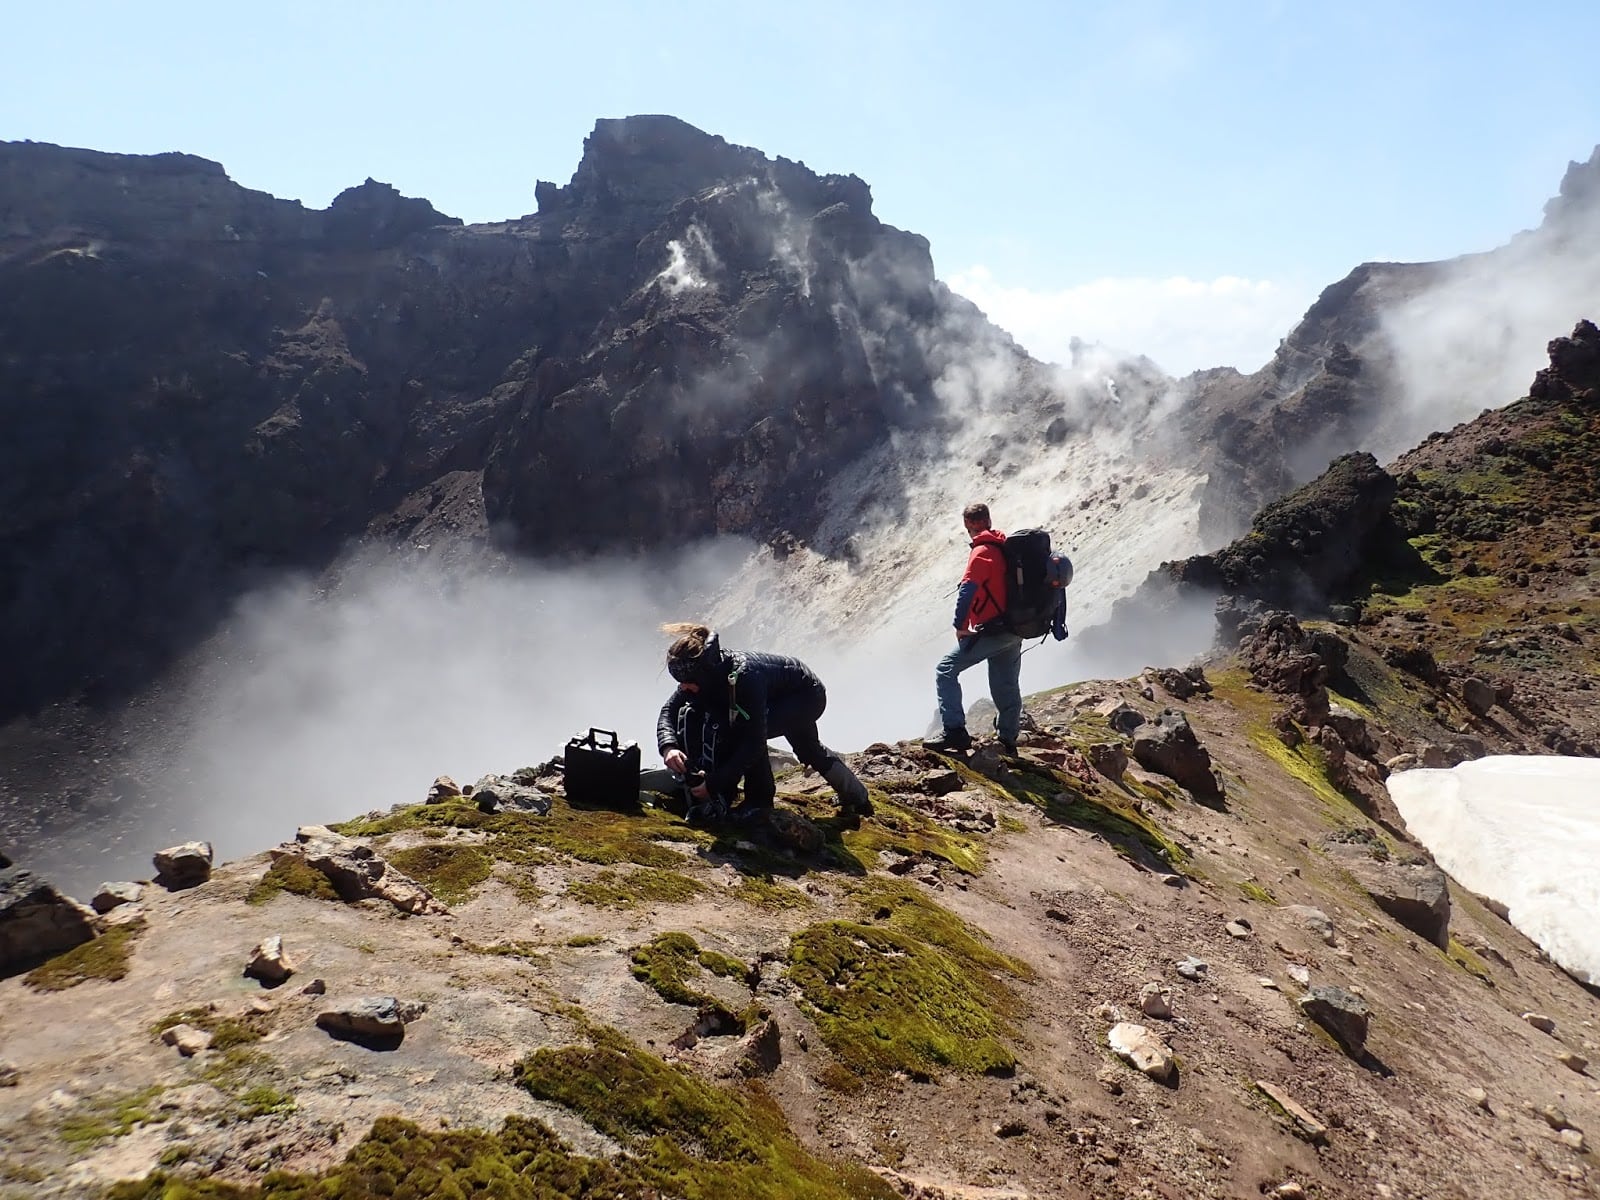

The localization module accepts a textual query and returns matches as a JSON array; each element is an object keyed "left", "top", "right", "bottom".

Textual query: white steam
[
  {"left": 1378, "top": 215, "right": 1600, "bottom": 457},
  {"left": 655, "top": 223, "right": 720, "bottom": 293}
]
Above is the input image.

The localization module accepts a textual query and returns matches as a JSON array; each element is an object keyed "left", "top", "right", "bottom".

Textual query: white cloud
[{"left": 946, "top": 266, "right": 1313, "bottom": 377}]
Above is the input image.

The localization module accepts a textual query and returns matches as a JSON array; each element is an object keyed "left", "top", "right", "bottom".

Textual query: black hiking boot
[
  {"left": 998, "top": 739, "right": 1018, "bottom": 756},
  {"left": 925, "top": 726, "right": 973, "bottom": 754}
]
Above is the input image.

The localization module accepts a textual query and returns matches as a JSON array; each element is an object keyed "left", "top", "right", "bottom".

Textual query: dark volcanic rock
[
  {"left": 1298, "top": 984, "right": 1371, "bottom": 1057},
  {"left": 0, "top": 117, "right": 1012, "bottom": 719},
  {"left": 1131, "top": 709, "right": 1224, "bottom": 802}
]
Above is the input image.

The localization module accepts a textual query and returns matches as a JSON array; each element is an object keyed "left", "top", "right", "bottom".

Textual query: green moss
[
  {"left": 697, "top": 949, "right": 750, "bottom": 982},
  {"left": 627, "top": 933, "right": 750, "bottom": 1031},
  {"left": 152, "top": 1008, "right": 266, "bottom": 1052},
  {"left": 157, "top": 1146, "right": 196, "bottom": 1168},
  {"left": 335, "top": 796, "right": 709, "bottom": 872},
  {"left": 568, "top": 868, "right": 706, "bottom": 909},
  {"left": 1446, "top": 936, "right": 1494, "bottom": 985},
  {"left": 729, "top": 875, "right": 814, "bottom": 911},
  {"left": 974, "top": 758, "right": 1186, "bottom": 870},
  {"left": 516, "top": 1027, "right": 898, "bottom": 1200},
  {"left": 833, "top": 792, "right": 987, "bottom": 875},
  {"left": 246, "top": 857, "right": 341, "bottom": 905},
  {"left": 1237, "top": 880, "right": 1276, "bottom": 904},
  {"left": 59, "top": 1085, "right": 167, "bottom": 1146},
  {"left": 237, "top": 1086, "right": 297, "bottom": 1119},
  {"left": 786, "top": 880, "right": 1030, "bottom": 1081},
  {"left": 385, "top": 842, "right": 493, "bottom": 905},
  {"left": 630, "top": 933, "right": 716, "bottom": 1008},
  {"left": 566, "top": 934, "right": 606, "bottom": 948},
  {"left": 24, "top": 918, "right": 145, "bottom": 991}
]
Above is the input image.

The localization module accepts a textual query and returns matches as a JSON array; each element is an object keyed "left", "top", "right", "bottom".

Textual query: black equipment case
[{"left": 563, "top": 728, "right": 641, "bottom": 809}]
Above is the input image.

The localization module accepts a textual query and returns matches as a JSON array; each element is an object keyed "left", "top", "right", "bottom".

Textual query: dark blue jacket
[{"left": 657, "top": 650, "right": 823, "bottom": 797}]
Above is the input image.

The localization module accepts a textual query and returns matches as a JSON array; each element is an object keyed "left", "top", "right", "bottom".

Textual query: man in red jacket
[{"left": 925, "top": 502, "right": 1023, "bottom": 755}]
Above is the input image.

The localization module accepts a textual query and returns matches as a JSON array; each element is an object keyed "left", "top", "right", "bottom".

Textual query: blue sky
[{"left": 5, "top": 1, "right": 1598, "bottom": 374}]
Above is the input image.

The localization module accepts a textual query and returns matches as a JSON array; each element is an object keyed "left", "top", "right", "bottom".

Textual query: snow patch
[{"left": 1387, "top": 756, "right": 1600, "bottom": 985}]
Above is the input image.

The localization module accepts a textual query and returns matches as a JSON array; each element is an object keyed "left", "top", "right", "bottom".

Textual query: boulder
[
  {"left": 0, "top": 868, "right": 102, "bottom": 977},
  {"left": 153, "top": 841, "right": 214, "bottom": 890},
  {"left": 1281, "top": 905, "right": 1338, "bottom": 946},
  {"left": 1107, "top": 1022, "right": 1176, "bottom": 1083},
  {"left": 765, "top": 808, "right": 826, "bottom": 855},
  {"left": 1097, "top": 701, "right": 1146, "bottom": 735},
  {"left": 244, "top": 935, "right": 297, "bottom": 986},
  {"left": 1325, "top": 844, "right": 1451, "bottom": 947},
  {"left": 271, "top": 833, "right": 447, "bottom": 916},
  {"left": 1298, "top": 985, "right": 1370, "bottom": 1057},
  {"left": 1322, "top": 704, "right": 1378, "bottom": 758},
  {"left": 1131, "top": 710, "right": 1224, "bottom": 801},
  {"left": 1086, "top": 742, "right": 1129, "bottom": 779},
  {"left": 1462, "top": 677, "right": 1497, "bottom": 717},
  {"left": 160, "top": 1024, "right": 213, "bottom": 1057},
  {"left": 470, "top": 774, "right": 551, "bottom": 815},
  {"left": 316, "top": 996, "right": 427, "bottom": 1045},
  {"left": 1138, "top": 983, "right": 1173, "bottom": 1018},
  {"left": 426, "top": 775, "right": 462, "bottom": 803},
  {"left": 90, "top": 882, "right": 143, "bottom": 914}
]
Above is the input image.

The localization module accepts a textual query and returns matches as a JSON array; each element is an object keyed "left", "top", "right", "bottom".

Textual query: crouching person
[{"left": 656, "top": 623, "right": 872, "bottom": 823}]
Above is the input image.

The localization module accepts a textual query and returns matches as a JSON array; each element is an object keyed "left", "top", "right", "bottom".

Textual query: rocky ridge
[{"left": 1, "top": 331, "right": 1597, "bottom": 1198}]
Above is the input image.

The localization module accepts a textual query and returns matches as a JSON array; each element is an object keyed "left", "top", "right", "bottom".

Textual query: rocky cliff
[{"left": 0, "top": 117, "right": 1031, "bottom": 720}]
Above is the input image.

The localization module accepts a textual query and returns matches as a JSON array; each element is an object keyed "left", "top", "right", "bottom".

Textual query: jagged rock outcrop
[{"left": 0, "top": 117, "right": 1019, "bottom": 720}]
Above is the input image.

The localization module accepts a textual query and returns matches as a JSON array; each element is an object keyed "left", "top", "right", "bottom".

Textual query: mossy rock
[
  {"left": 973, "top": 758, "right": 1186, "bottom": 870},
  {"left": 786, "top": 880, "right": 1030, "bottom": 1081},
  {"left": 384, "top": 842, "right": 494, "bottom": 905},
  {"left": 516, "top": 1027, "right": 900, "bottom": 1199},
  {"left": 24, "top": 918, "right": 146, "bottom": 992},
  {"left": 567, "top": 868, "right": 706, "bottom": 910},
  {"left": 336, "top": 796, "right": 710, "bottom": 872},
  {"left": 246, "top": 857, "right": 342, "bottom": 905}
]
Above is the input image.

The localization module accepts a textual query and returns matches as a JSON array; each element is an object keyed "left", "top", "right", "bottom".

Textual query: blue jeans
[{"left": 936, "top": 630, "right": 1023, "bottom": 741}]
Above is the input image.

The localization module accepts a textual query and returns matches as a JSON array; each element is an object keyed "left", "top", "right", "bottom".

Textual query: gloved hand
[{"left": 1051, "top": 621, "right": 1069, "bottom": 642}]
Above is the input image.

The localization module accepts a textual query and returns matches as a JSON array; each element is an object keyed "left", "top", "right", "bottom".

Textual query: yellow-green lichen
[
  {"left": 1237, "top": 880, "right": 1276, "bottom": 904},
  {"left": 1446, "top": 936, "right": 1494, "bottom": 985},
  {"left": 976, "top": 758, "right": 1186, "bottom": 870},
  {"left": 24, "top": 918, "right": 145, "bottom": 992}
]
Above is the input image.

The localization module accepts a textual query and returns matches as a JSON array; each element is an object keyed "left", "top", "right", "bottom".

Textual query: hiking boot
[
  {"left": 727, "top": 798, "right": 774, "bottom": 826},
  {"left": 998, "top": 739, "right": 1018, "bottom": 756},
  {"left": 822, "top": 757, "right": 872, "bottom": 817},
  {"left": 925, "top": 726, "right": 972, "bottom": 754}
]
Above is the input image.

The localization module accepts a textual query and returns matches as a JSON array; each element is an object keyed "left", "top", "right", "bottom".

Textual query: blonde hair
[{"left": 661, "top": 622, "right": 714, "bottom": 677}]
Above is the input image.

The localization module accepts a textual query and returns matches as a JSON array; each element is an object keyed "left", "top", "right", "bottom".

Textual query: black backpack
[{"left": 1001, "top": 528, "right": 1069, "bottom": 639}]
